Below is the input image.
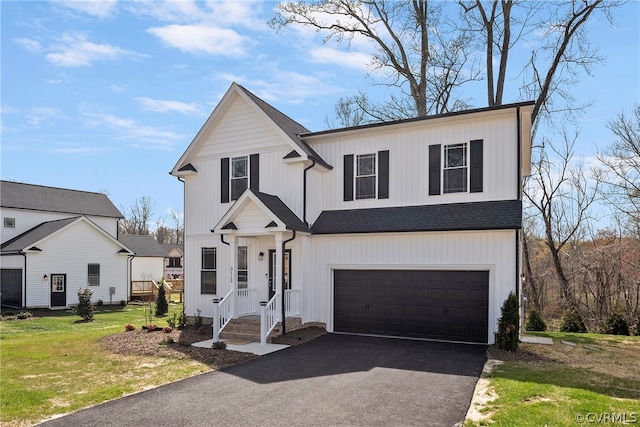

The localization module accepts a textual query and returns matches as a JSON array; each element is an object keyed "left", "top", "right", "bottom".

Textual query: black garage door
[
  {"left": 1, "top": 269, "right": 23, "bottom": 308},
  {"left": 334, "top": 270, "right": 489, "bottom": 343}
]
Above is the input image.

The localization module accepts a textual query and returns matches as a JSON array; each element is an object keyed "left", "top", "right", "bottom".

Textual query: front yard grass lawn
[
  {"left": 467, "top": 332, "right": 640, "bottom": 426},
  {"left": 0, "top": 304, "right": 212, "bottom": 426}
]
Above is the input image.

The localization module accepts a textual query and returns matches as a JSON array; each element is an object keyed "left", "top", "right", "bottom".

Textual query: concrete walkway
[
  {"left": 192, "top": 338, "right": 290, "bottom": 355},
  {"left": 520, "top": 335, "right": 553, "bottom": 345}
]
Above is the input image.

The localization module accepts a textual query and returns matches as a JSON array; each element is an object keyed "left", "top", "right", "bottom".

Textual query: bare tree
[
  {"left": 272, "top": 0, "right": 478, "bottom": 121},
  {"left": 168, "top": 208, "right": 184, "bottom": 245},
  {"left": 596, "top": 105, "right": 640, "bottom": 237},
  {"left": 524, "top": 132, "right": 600, "bottom": 314},
  {"left": 119, "top": 196, "right": 155, "bottom": 235}
]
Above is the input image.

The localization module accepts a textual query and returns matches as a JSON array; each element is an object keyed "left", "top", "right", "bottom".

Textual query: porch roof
[{"left": 311, "top": 200, "right": 522, "bottom": 234}]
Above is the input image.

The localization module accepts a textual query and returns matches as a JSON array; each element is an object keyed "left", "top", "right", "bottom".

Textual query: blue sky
[{"left": 2, "top": 1, "right": 639, "bottom": 227}]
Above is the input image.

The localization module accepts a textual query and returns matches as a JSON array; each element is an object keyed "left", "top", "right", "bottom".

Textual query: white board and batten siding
[
  {"left": 131, "top": 257, "right": 164, "bottom": 282},
  {"left": 24, "top": 219, "right": 128, "bottom": 307},
  {"left": 306, "top": 230, "right": 518, "bottom": 344},
  {"left": 305, "top": 109, "right": 520, "bottom": 224}
]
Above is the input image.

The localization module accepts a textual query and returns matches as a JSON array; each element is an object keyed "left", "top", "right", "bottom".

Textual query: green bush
[
  {"left": 74, "top": 288, "right": 95, "bottom": 321},
  {"left": 155, "top": 283, "right": 169, "bottom": 316},
  {"left": 119, "top": 299, "right": 127, "bottom": 306},
  {"left": 560, "top": 309, "right": 586, "bottom": 333},
  {"left": 167, "top": 311, "right": 178, "bottom": 328},
  {"left": 193, "top": 309, "right": 203, "bottom": 329},
  {"left": 602, "top": 313, "right": 630, "bottom": 336},
  {"left": 525, "top": 310, "right": 547, "bottom": 332},
  {"left": 177, "top": 306, "right": 187, "bottom": 329},
  {"left": 16, "top": 311, "right": 32, "bottom": 320},
  {"left": 211, "top": 341, "right": 227, "bottom": 350},
  {"left": 496, "top": 292, "right": 520, "bottom": 351}
]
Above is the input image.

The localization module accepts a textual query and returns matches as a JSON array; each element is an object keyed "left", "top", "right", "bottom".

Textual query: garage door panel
[{"left": 334, "top": 269, "right": 489, "bottom": 343}]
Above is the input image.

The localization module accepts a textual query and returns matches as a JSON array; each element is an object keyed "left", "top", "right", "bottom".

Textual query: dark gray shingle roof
[
  {"left": 237, "top": 85, "right": 333, "bottom": 170},
  {"left": 249, "top": 189, "right": 310, "bottom": 233},
  {"left": 311, "top": 200, "right": 522, "bottom": 234},
  {"left": 159, "top": 243, "right": 183, "bottom": 257},
  {"left": 1, "top": 217, "right": 80, "bottom": 253},
  {"left": 1, "top": 181, "right": 123, "bottom": 218},
  {"left": 118, "top": 235, "right": 166, "bottom": 257}
]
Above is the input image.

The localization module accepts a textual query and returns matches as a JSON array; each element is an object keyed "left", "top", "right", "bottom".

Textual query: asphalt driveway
[{"left": 39, "top": 334, "right": 487, "bottom": 427}]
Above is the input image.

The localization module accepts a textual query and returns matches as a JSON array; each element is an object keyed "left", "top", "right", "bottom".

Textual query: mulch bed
[{"left": 100, "top": 325, "right": 326, "bottom": 369}]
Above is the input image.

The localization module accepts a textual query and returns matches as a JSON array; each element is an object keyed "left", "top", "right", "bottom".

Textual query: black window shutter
[
  {"left": 250, "top": 154, "right": 260, "bottom": 191},
  {"left": 378, "top": 150, "right": 389, "bottom": 199},
  {"left": 221, "top": 157, "right": 230, "bottom": 203},
  {"left": 428, "top": 144, "right": 441, "bottom": 195},
  {"left": 470, "top": 139, "right": 483, "bottom": 193},
  {"left": 344, "top": 154, "right": 354, "bottom": 201}
]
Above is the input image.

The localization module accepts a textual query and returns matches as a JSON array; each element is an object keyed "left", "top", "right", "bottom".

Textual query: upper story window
[
  {"left": 356, "top": 153, "right": 377, "bottom": 199},
  {"left": 88, "top": 264, "right": 100, "bottom": 286},
  {"left": 231, "top": 156, "right": 248, "bottom": 200},
  {"left": 429, "top": 140, "right": 483, "bottom": 196},
  {"left": 201, "top": 247, "right": 217, "bottom": 294},
  {"left": 3, "top": 217, "right": 15, "bottom": 228},
  {"left": 167, "top": 257, "right": 182, "bottom": 268},
  {"left": 443, "top": 143, "right": 468, "bottom": 193},
  {"left": 344, "top": 150, "right": 389, "bottom": 201},
  {"left": 221, "top": 154, "right": 259, "bottom": 203}
]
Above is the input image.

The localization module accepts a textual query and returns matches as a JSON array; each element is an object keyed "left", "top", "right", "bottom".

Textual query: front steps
[{"left": 219, "top": 315, "right": 302, "bottom": 343}]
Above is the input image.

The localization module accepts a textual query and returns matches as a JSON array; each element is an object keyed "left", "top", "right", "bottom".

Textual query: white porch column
[
  {"left": 274, "top": 232, "right": 284, "bottom": 317},
  {"left": 228, "top": 235, "right": 238, "bottom": 318}
]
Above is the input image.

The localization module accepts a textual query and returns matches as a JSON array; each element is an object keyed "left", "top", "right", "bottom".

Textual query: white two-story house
[
  {"left": 0, "top": 181, "right": 133, "bottom": 308},
  {"left": 171, "top": 83, "right": 533, "bottom": 344}
]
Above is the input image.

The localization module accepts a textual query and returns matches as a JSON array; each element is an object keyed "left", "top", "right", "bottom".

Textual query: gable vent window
[
  {"left": 3, "top": 218, "right": 15, "bottom": 229},
  {"left": 88, "top": 264, "right": 100, "bottom": 286},
  {"left": 221, "top": 154, "right": 260, "bottom": 203},
  {"left": 344, "top": 150, "right": 389, "bottom": 201},
  {"left": 429, "top": 140, "right": 483, "bottom": 195}
]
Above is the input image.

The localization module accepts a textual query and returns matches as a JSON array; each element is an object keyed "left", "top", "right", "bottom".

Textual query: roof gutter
[{"left": 303, "top": 159, "right": 316, "bottom": 225}]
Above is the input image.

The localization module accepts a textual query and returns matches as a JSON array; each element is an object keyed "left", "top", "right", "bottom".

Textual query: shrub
[
  {"left": 177, "top": 307, "right": 187, "bottom": 329},
  {"left": 602, "top": 313, "right": 630, "bottom": 336},
  {"left": 125, "top": 323, "right": 136, "bottom": 331},
  {"left": 145, "top": 324, "right": 158, "bottom": 332},
  {"left": 96, "top": 299, "right": 104, "bottom": 306},
  {"left": 119, "top": 299, "right": 127, "bottom": 306},
  {"left": 193, "top": 309, "right": 203, "bottom": 329},
  {"left": 496, "top": 292, "right": 520, "bottom": 351},
  {"left": 155, "top": 283, "right": 169, "bottom": 316},
  {"left": 16, "top": 311, "right": 33, "bottom": 320},
  {"left": 74, "top": 288, "right": 95, "bottom": 321},
  {"left": 167, "top": 311, "right": 178, "bottom": 328},
  {"left": 211, "top": 341, "right": 227, "bottom": 350},
  {"left": 525, "top": 310, "right": 547, "bottom": 332},
  {"left": 163, "top": 326, "right": 173, "bottom": 333},
  {"left": 560, "top": 309, "right": 586, "bottom": 333}
]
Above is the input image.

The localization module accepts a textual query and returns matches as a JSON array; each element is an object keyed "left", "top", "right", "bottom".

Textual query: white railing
[
  {"left": 212, "top": 289, "right": 233, "bottom": 341},
  {"left": 260, "top": 294, "right": 280, "bottom": 345},
  {"left": 237, "top": 288, "right": 257, "bottom": 316},
  {"left": 285, "top": 289, "right": 300, "bottom": 317}
]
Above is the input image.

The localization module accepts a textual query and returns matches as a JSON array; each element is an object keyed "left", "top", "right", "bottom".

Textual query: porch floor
[{"left": 192, "top": 339, "right": 289, "bottom": 356}]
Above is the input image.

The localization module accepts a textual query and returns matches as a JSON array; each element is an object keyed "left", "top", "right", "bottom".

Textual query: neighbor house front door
[{"left": 50, "top": 274, "right": 66, "bottom": 307}]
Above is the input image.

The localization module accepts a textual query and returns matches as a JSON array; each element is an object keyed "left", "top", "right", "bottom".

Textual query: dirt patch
[{"left": 100, "top": 325, "right": 326, "bottom": 369}]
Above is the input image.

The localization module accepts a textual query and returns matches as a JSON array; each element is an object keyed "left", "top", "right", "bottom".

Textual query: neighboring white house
[
  {"left": 160, "top": 243, "right": 183, "bottom": 279},
  {"left": 0, "top": 181, "right": 133, "bottom": 308},
  {"left": 118, "top": 235, "right": 166, "bottom": 285},
  {"left": 171, "top": 83, "right": 534, "bottom": 344}
]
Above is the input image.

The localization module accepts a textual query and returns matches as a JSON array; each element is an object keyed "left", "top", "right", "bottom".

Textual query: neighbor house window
[
  {"left": 355, "top": 153, "right": 376, "bottom": 199},
  {"left": 443, "top": 143, "right": 468, "bottom": 193},
  {"left": 88, "top": 264, "right": 100, "bottom": 286},
  {"left": 237, "top": 246, "right": 248, "bottom": 289},
  {"left": 231, "top": 156, "right": 248, "bottom": 200},
  {"left": 3, "top": 218, "right": 15, "bottom": 228},
  {"left": 201, "top": 247, "right": 217, "bottom": 294},
  {"left": 168, "top": 257, "right": 182, "bottom": 268}
]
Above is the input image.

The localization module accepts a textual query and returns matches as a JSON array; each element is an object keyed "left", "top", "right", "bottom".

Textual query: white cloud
[
  {"left": 46, "top": 33, "right": 144, "bottom": 67},
  {"left": 147, "top": 24, "right": 249, "bottom": 56},
  {"left": 48, "top": 144, "right": 109, "bottom": 156},
  {"left": 309, "top": 47, "right": 371, "bottom": 71},
  {"left": 15, "top": 38, "right": 42, "bottom": 53},
  {"left": 80, "top": 109, "right": 184, "bottom": 150},
  {"left": 27, "top": 107, "right": 58, "bottom": 127},
  {"left": 134, "top": 97, "right": 203, "bottom": 115},
  {"left": 61, "top": 0, "right": 118, "bottom": 19},
  {"left": 110, "top": 84, "right": 127, "bottom": 93}
]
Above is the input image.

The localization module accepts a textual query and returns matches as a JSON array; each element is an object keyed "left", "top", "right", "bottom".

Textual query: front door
[
  {"left": 268, "top": 249, "right": 291, "bottom": 300},
  {"left": 50, "top": 274, "right": 66, "bottom": 307}
]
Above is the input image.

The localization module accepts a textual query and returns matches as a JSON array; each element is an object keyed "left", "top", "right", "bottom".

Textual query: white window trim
[
  {"left": 355, "top": 153, "right": 377, "bottom": 200},
  {"left": 230, "top": 155, "right": 249, "bottom": 200},
  {"left": 442, "top": 143, "right": 469, "bottom": 194},
  {"left": 201, "top": 247, "right": 217, "bottom": 294}
]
